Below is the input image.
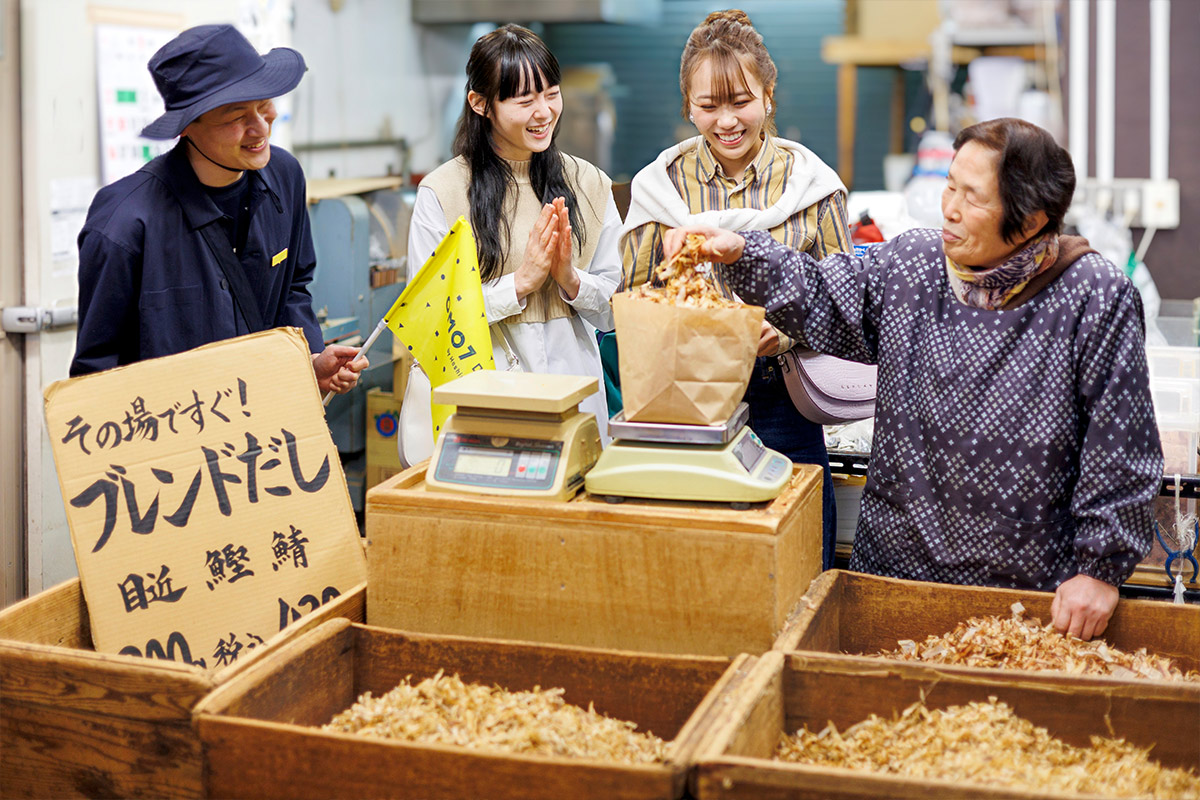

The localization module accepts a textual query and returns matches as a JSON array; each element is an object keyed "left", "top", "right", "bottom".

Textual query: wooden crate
[
  {"left": 194, "top": 618, "right": 758, "bottom": 800},
  {"left": 693, "top": 650, "right": 1200, "bottom": 799},
  {"left": 365, "top": 463, "right": 823, "bottom": 657},
  {"left": 774, "top": 570, "right": 1200, "bottom": 694},
  {"left": 0, "top": 578, "right": 366, "bottom": 799}
]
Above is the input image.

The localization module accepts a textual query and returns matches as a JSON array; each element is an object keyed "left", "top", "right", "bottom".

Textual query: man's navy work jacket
[{"left": 70, "top": 142, "right": 324, "bottom": 376}]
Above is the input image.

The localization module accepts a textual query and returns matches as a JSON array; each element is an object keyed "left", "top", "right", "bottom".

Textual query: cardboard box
[
  {"left": 0, "top": 578, "right": 365, "bottom": 799},
  {"left": 365, "top": 463, "right": 823, "bottom": 657},
  {"left": 194, "top": 618, "right": 756, "bottom": 800},
  {"left": 692, "top": 650, "right": 1200, "bottom": 799},
  {"left": 774, "top": 570, "right": 1200, "bottom": 694},
  {"left": 851, "top": 0, "right": 941, "bottom": 41},
  {"left": 42, "top": 329, "right": 367, "bottom": 658},
  {"left": 365, "top": 387, "right": 403, "bottom": 488}
]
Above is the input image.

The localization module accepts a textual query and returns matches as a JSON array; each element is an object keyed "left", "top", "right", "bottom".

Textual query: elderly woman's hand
[
  {"left": 1050, "top": 574, "right": 1119, "bottom": 641},
  {"left": 662, "top": 225, "right": 746, "bottom": 265}
]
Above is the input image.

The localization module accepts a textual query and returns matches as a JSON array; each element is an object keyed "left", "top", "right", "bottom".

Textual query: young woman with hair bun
[
  {"left": 620, "top": 9, "right": 851, "bottom": 568},
  {"left": 409, "top": 24, "right": 622, "bottom": 443}
]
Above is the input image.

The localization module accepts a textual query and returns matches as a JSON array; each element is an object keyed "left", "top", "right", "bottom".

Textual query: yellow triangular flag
[{"left": 387, "top": 217, "right": 495, "bottom": 439}]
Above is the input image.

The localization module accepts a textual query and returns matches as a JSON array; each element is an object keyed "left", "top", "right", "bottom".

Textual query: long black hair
[{"left": 453, "top": 24, "right": 586, "bottom": 282}]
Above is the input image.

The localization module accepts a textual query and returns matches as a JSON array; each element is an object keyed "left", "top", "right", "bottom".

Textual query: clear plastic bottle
[{"left": 904, "top": 130, "right": 954, "bottom": 228}]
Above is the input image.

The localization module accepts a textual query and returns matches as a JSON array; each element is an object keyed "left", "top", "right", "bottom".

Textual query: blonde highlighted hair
[{"left": 679, "top": 9, "right": 777, "bottom": 131}]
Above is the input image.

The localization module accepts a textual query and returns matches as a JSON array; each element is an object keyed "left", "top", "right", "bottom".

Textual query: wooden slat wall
[{"left": 543, "top": 0, "right": 901, "bottom": 189}]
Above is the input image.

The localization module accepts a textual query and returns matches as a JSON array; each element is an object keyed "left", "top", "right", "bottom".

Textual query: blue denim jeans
[{"left": 745, "top": 356, "right": 837, "bottom": 570}]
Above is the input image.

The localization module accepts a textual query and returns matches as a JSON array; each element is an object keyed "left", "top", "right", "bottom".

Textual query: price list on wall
[{"left": 95, "top": 24, "right": 177, "bottom": 185}]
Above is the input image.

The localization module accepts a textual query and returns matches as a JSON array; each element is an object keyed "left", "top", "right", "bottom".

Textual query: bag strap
[
  {"left": 197, "top": 221, "right": 266, "bottom": 332},
  {"left": 496, "top": 324, "right": 521, "bottom": 370},
  {"left": 141, "top": 150, "right": 266, "bottom": 332}
]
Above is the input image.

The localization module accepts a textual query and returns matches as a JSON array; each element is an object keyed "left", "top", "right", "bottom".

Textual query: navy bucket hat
[{"left": 141, "top": 24, "right": 306, "bottom": 140}]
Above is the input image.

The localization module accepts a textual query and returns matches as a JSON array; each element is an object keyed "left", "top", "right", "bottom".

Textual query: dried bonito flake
[
  {"left": 629, "top": 234, "right": 739, "bottom": 308},
  {"left": 776, "top": 698, "right": 1200, "bottom": 799},
  {"left": 322, "top": 670, "right": 668, "bottom": 764},
  {"left": 876, "top": 602, "right": 1199, "bottom": 682}
]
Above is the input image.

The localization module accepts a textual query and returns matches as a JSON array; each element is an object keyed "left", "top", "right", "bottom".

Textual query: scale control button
[
  {"left": 517, "top": 452, "right": 530, "bottom": 477},
  {"left": 761, "top": 456, "right": 789, "bottom": 481}
]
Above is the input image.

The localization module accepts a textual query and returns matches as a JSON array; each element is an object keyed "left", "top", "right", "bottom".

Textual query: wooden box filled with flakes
[
  {"left": 0, "top": 578, "right": 365, "bottom": 799},
  {"left": 194, "top": 618, "right": 755, "bottom": 800},
  {"left": 692, "top": 650, "right": 1200, "bottom": 800},
  {"left": 773, "top": 570, "right": 1200, "bottom": 699}
]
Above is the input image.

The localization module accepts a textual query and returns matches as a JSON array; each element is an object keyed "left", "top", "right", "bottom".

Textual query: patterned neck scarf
[{"left": 946, "top": 233, "right": 1059, "bottom": 310}]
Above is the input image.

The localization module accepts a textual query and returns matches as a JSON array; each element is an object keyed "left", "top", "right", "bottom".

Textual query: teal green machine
[{"left": 307, "top": 183, "right": 410, "bottom": 511}]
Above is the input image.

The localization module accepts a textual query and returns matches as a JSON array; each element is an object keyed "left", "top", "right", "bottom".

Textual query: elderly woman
[{"left": 664, "top": 118, "right": 1162, "bottom": 641}]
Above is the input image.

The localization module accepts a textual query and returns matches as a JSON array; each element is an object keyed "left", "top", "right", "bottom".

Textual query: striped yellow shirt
[{"left": 620, "top": 135, "right": 851, "bottom": 296}]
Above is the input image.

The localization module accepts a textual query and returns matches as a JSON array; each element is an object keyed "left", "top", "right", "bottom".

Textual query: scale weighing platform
[
  {"left": 585, "top": 402, "right": 792, "bottom": 505},
  {"left": 425, "top": 371, "right": 602, "bottom": 502}
]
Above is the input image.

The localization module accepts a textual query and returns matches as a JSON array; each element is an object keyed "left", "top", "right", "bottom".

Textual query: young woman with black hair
[{"left": 408, "top": 24, "right": 621, "bottom": 443}]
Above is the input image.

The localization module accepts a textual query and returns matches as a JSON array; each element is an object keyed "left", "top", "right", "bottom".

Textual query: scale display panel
[
  {"left": 432, "top": 432, "right": 562, "bottom": 491},
  {"left": 731, "top": 430, "right": 766, "bottom": 473}
]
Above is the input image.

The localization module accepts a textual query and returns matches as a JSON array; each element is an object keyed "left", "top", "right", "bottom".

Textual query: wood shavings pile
[
  {"left": 876, "top": 602, "right": 1199, "bottom": 682},
  {"left": 776, "top": 698, "right": 1200, "bottom": 798},
  {"left": 629, "top": 234, "right": 739, "bottom": 308},
  {"left": 322, "top": 670, "right": 668, "bottom": 764}
]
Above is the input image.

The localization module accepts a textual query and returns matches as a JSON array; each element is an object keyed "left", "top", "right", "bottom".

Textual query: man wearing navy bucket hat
[{"left": 71, "top": 24, "right": 366, "bottom": 395}]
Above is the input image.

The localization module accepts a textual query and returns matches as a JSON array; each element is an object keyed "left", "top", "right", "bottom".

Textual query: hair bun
[{"left": 703, "top": 8, "right": 754, "bottom": 29}]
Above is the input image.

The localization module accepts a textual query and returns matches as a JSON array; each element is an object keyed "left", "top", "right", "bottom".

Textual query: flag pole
[{"left": 322, "top": 317, "right": 389, "bottom": 407}]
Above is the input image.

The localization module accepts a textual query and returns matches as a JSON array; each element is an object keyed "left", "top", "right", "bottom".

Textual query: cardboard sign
[{"left": 44, "top": 329, "right": 367, "bottom": 666}]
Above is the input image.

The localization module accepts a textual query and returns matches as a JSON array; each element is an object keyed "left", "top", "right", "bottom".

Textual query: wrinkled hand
[
  {"left": 312, "top": 345, "right": 368, "bottom": 395},
  {"left": 1051, "top": 574, "right": 1119, "bottom": 641},
  {"left": 758, "top": 321, "right": 782, "bottom": 357},
  {"left": 547, "top": 197, "right": 580, "bottom": 299},
  {"left": 514, "top": 202, "right": 558, "bottom": 300},
  {"left": 662, "top": 225, "right": 745, "bottom": 265}
]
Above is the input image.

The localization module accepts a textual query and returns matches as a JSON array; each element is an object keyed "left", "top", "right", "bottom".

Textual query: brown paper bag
[{"left": 613, "top": 291, "right": 765, "bottom": 425}]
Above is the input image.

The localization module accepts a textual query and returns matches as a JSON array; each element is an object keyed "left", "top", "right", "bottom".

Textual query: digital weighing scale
[
  {"left": 584, "top": 402, "right": 792, "bottom": 505},
  {"left": 425, "top": 371, "right": 602, "bottom": 502}
]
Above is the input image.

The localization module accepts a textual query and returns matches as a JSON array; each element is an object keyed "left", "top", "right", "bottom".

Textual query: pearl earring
[
  {"left": 689, "top": 114, "right": 695, "bottom": 123},
  {"left": 766, "top": 103, "right": 773, "bottom": 114}
]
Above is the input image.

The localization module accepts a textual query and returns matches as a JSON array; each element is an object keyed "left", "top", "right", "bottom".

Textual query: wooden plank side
[
  {"left": 771, "top": 570, "right": 841, "bottom": 652},
  {"left": 196, "top": 619, "right": 356, "bottom": 727},
  {"left": 0, "top": 578, "right": 91, "bottom": 648},
  {"left": 367, "top": 510, "right": 780, "bottom": 656},
  {"left": 199, "top": 715, "right": 683, "bottom": 800},
  {"left": 1, "top": 699, "right": 202, "bottom": 799},
  {"left": 781, "top": 654, "right": 1200, "bottom": 770},
  {"left": 670, "top": 654, "right": 760, "bottom": 768},
  {"left": 695, "top": 758, "right": 1047, "bottom": 800},
  {"left": 770, "top": 474, "right": 823, "bottom": 635},
  {"left": 350, "top": 625, "right": 730, "bottom": 741},
  {"left": 780, "top": 571, "right": 1200, "bottom": 672},
  {"left": 0, "top": 640, "right": 211, "bottom": 720},
  {"left": 365, "top": 464, "right": 821, "bottom": 537},
  {"left": 694, "top": 652, "right": 785, "bottom": 765}
]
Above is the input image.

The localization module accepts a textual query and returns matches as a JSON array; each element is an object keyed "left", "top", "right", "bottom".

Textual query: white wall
[
  {"left": 19, "top": 0, "right": 245, "bottom": 594},
  {"left": 16, "top": 0, "right": 465, "bottom": 596},
  {"left": 292, "top": 0, "right": 476, "bottom": 180}
]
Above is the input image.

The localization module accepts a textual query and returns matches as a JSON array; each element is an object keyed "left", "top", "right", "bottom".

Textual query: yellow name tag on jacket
[{"left": 271, "top": 248, "right": 288, "bottom": 267}]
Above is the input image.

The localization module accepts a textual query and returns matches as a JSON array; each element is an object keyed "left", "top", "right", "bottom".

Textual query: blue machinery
[{"left": 307, "top": 185, "right": 410, "bottom": 511}]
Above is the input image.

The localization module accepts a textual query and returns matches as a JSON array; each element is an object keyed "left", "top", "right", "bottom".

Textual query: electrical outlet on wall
[{"left": 1142, "top": 179, "right": 1180, "bottom": 229}]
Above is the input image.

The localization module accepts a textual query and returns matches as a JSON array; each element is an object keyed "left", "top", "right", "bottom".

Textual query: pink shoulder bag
[{"left": 778, "top": 350, "right": 876, "bottom": 425}]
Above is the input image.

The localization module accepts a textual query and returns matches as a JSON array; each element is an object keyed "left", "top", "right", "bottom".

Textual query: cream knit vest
[{"left": 420, "top": 154, "right": 610, "bottom": 323}]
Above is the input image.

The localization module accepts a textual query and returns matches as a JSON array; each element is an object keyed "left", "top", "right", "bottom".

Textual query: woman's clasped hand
[{"left": 516, "top": 197, "right": 577, "bottom": 301}]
